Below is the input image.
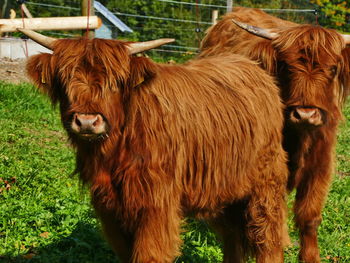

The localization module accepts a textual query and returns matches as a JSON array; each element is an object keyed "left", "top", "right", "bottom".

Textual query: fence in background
[{"left": 5, "top": 1, "right": 318, "bottom": 59}]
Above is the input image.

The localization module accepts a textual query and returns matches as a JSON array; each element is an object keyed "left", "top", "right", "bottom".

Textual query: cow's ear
[
  {"left": 248, "top": 40, "right": 277, "bottom": 75},
  {"left": 26, "top": 53, "right": 58, "bottom": 104},
  {"left": 340, "top": 47, "right": 350, "bottom": 103},
  {"left": 128, "top": 56, "right": 158, "bottom": 89}
]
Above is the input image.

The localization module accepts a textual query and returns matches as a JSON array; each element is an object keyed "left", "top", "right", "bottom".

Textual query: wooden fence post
[
  {"left": 81, "top": 0, "right": 95, "bottom": 38},
  {"left": 212, "top": 10, "right": 218, "bottom": 25}
]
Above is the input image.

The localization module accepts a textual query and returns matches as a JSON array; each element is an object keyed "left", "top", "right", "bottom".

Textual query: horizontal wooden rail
[{"left": 0, "top": 16, "right": 102, "bottom": 32}]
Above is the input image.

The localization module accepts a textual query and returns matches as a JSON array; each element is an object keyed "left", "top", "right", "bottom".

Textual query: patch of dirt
[{"left": 0, "top": 58, "right": 29, "bottom": 84}]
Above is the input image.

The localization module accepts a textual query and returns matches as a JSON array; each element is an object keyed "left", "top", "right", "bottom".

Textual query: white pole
[
  {"left": 227, "top": 0, "right": 232, "bottom": 13},
  {"left": 212, "top": 10, "right": 219, "bottom": 25}
]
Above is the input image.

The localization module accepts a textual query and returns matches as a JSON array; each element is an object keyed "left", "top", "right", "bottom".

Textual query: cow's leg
[
  {"left": 294, "top": 139, "right": 334, "bottom": 263},
  {"left": 91, "top": 179, "right": 133, "bottom": 262},
  {"left": 220, "top": 211, "right": 247, "bottom": 263},
  {"left": 210, "top": 202, "right": 249, "bottom": 263},
  {"left": 247, "top": 165, "right": 289, "bottom": 263},
  {"left": 97, "top": 209, "right": 133, "bottom": 263},
  {"left": 247, "top": 196, "right": 287, "bottom": 263},
  {"left": 248, "top": 200, "right": 287, "bottom": 263},
  {"left": 220, "top": 205, "right": 248, "bottom": 263},
  {"left": 221, "top": 230, "right": 245, "bottom": 263},
  {"left": 131, "top": 207, "right": 182, "bottom": 263},
  {"left": 294, "top": 169, "right": 331, "bottom": 263}
]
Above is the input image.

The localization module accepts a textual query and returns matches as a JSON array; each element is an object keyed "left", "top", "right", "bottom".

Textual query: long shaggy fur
[
  {"left": 200, "top": 6, "right": 350, "bottom": 263},
  {"left": 26, "top": 38, "right": 288, "bottom": 263}
]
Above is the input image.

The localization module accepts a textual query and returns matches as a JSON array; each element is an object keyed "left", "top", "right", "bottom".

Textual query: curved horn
[
  {"left": 231, "top": 19, "right": 278, "bottom": 40},
  {"left": 127, "top": 38, "right": 175, "bottom": 55},
  {"left": 342, "top": 34, "right": 350, "bottom": 45},
  {"left": 17, "top": 28, "right": 56, "bottom": 50}
]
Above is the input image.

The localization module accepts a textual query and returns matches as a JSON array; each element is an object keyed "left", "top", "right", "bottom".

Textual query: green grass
[{"left": 0, "top": 81, "right": 349, "bottom": 262}]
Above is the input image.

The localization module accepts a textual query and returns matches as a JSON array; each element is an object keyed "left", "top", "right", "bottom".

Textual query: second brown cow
[{"left": 200, "top": 7, "right": 350, "bottom": 263}]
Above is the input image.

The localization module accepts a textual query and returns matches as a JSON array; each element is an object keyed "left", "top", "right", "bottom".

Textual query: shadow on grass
[
  {"left": 0, "top": 222, "right": 118, "bottom": 263},
  {"left": 0, "top": 220, "right": 221, "bottom": 263}
]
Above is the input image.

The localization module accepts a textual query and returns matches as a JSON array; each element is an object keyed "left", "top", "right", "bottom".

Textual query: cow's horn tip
[{"left": 163, "top": 38, "right": 175, "bottom": 43}]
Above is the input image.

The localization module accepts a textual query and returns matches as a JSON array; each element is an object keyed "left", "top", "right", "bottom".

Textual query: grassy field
[{"left": 0, "top": 81, "right": 349, "bottom": 263}]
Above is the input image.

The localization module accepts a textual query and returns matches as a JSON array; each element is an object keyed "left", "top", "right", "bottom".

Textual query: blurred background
[{"left": 2, "top": 0, "right": 344, "bottom": 61}]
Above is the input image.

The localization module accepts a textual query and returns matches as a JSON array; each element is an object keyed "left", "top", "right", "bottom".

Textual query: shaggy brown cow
[
  {"left": 200, "top": 7, "right": 350, "bottom": 263},
  {"left": 21, "top": 29, "right": 289, "bottom": 263}
]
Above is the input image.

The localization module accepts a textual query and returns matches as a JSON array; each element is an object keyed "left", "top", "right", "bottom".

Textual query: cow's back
[
  {"left": 128, "top": 53, "right": 286, "bottom": 211},
  {"left": 200, "top": 7, "right": 295, "bottom": 58}
]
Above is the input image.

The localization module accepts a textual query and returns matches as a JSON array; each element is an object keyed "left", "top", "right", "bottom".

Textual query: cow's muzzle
[
  {"left": 287, "top": 106, "right": 324, "bottom": 127},
  {"left": 71, "top": 113, "right": 107, "bottom": 139}
]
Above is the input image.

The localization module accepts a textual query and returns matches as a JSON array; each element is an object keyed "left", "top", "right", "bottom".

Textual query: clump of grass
[{"left": 0, "top": 82, "right": 349, "bottom": 262}]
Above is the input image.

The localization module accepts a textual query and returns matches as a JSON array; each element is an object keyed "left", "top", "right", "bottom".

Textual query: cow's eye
[
  {"left": 277, "top": 61, "right": 288, "bottom": 72},
  {"left": 298, "top": 57, "right": 308, "bottom": 64},
  {"left": 330, "top": 66, "right": 338, "bottom": 77}
]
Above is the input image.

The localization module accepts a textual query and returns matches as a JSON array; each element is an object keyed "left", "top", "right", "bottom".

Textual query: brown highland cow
[
  {"left": 200, "top": 7, "right": 350, "bottom": 263},
  {"left": 21, "top": 28, "right": 288, "bottom": 263}
]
